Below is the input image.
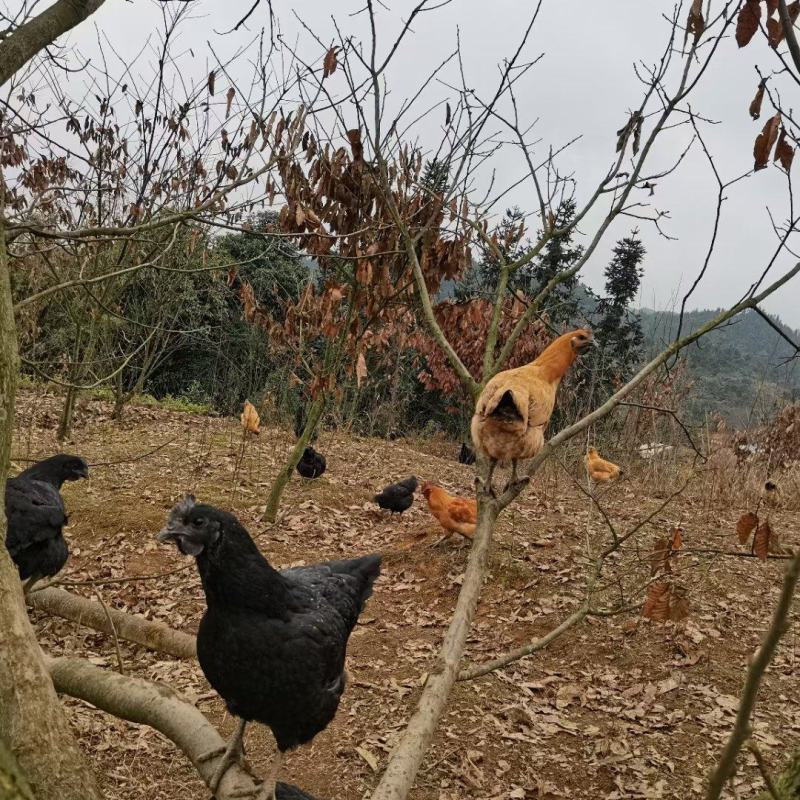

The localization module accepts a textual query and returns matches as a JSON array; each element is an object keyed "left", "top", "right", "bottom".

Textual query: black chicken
[
  {"left": 5, "top": 454, "right": 88, "bottom": 591},
  {"left": 296, "top": 446, "right": 326, "bottom": 479},
  {"left": 374, "top": 476, "right": 417, "bottom": 514},
  {"left": 458, "top": 442, "right": 476, "bottom": 465},
  {"left": 277, "top": 785, "right": 320, "bottom": 800},
  {"left": 157, "top": 497, "right": 381, "bottom": 799}
]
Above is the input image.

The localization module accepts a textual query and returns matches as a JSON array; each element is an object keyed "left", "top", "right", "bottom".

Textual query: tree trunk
[
  {"left": 0, "top": 218, "right": 99, "bottom": 800},
  {"left": 0, "top": 0, "right": 108, "bottom": 87},
  {"left": 0, "top": 740, "right": 35, "bottom": 800},
  {"left": 264, "top": 393, "right": 325, "bottom": 523},
  {"left": 57, "top": 385, "right": 78, "bottom": 441},
  {"left": 369, "top": 494, "right": 499, "bottom": 800}
]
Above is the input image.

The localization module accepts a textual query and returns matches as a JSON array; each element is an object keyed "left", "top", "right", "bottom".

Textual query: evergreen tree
[
  {"left": 594, "top": 232, "right": 646, "bottom": 377},
  {"left": 516, "top": 199, "right": 583, "bottom": 325},
  {"left": 454, "top": 200, "right": 583, "bottom": 328}
]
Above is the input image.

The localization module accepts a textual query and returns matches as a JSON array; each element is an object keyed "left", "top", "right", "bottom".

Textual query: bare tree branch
[
  {"left": 0, "top": 0, "right": 107, "bottom": 87},
  {"left": 46, "top": 656, "right": 259, "bottom": 800},
  {"left": 706, "top": 548, "right": 800, "bottom": 800},
  {"left": 29, "top": 588, "right": 197, "bottom": 660}
]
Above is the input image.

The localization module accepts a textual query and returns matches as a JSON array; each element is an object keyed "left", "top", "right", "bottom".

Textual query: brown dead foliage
[{"left": 736, "top": 0, "right": 762, "bottom": 47}]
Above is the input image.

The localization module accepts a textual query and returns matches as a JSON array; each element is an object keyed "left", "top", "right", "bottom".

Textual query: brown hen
[
  {"left": 471, "top": 328, "right": 593, "bottom": 490},
  {"left": 585, "top": 447, "right": 622, "bottom": 483},
  {"left": 421, "top": 481, "right": 477, "bottom": 540}
]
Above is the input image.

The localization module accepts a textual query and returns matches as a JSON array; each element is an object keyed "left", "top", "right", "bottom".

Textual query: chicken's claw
[
  {"left": 474, "top": 474, "right": 496, "bottom": 499},
  {"left": 205, "top": 719, "right": 247, "bottom": 794}
]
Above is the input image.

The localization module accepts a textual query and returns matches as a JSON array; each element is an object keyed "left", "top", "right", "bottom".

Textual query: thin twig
[
  {"left": 748, "top": 741, "right": 781, "bottom": 800},
  {"left": 93, "top": 588, "right": 125, "bottom": 676}
]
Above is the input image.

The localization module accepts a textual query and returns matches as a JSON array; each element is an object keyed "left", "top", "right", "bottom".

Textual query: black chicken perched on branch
[
  {"left": 5, "top": 454, "right": 89, "bottom": 591},
  {"left": 374, "top": 476, "right": 417, "bottom": 514},
  {"left": 157, "top": 496, "right": 381, "bottom": 799}
]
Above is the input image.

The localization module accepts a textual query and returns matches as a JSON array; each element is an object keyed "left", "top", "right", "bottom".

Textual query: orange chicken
[
  {"left": 585, "top": 447, "right": 622, "bottom": 483},
  {"left": 471, "top": 329, "right": 593, "bottom": 489},
  {"left": 421, "top": 481, "right": 477, "bottom": 540}
]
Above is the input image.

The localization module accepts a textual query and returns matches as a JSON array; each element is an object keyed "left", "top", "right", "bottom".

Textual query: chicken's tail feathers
[
  {"left": 481, "top": 386, "right": 526, "bottom": 424},
  {"left": 326, "top": 553, "right": 382, "bottom": 608}
]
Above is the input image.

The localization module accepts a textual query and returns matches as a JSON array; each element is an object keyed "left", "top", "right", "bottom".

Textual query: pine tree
[
  {"left": 454, "top": 200, "right": 583, "bottom": 325},
  {"left": 594, "top": 232, "right": 646, "bottom": 383}
]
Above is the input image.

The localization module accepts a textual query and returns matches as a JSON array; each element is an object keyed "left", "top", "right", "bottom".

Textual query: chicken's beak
[{"left": 156, "top": 523, "right": 204, "bottom": 556}]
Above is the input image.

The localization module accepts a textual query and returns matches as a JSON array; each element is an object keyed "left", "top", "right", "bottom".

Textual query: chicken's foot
[
  {"left": 503, "top": 460, "right": 530, "bottom": 494},
  {"left": 255, "top": 749, "right": 284, "bottom": 800},
  {"left": 203, "top": 718, "right": 247, "bottom": 794},
  {"left": 475, "top": 459, "right": 498, "bottom": 498},
  {"left": 23, "top": 576, "right": 42, "bottom": 595}
]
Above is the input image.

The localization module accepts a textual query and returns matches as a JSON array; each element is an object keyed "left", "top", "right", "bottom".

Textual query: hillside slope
[{"left": 639, "top": 308, "right": 800, "bottom": 425}]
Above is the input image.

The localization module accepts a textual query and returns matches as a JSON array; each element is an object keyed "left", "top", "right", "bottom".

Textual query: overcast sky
[{"left": 54, "top": 0, "right": 800, "bottom": 327}]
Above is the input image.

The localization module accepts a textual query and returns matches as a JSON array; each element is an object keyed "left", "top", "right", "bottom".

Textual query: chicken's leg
[
  {"left": 503, "top": 459, "right": 530, "bottom": 494},
  {"left": 203, "top": 718, "right": 247, "bottom": 794},
  {"left": 475, "top": 459, "right": 498, "bottom": 497},
  {"left": 256, "top": 748, "right": 284, "bottom": 800}
]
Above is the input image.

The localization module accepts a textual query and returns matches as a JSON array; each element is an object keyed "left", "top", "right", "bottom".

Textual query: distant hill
[{"left": 638, "top": 308, "right": 800, "bottom": 426}]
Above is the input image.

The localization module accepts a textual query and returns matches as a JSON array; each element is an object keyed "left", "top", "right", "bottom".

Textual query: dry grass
[{"left": 14, "top": 387, "right": 800, "bottom": 800}]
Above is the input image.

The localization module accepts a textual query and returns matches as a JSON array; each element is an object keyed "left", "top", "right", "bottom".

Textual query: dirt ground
[{"left": 14, "top": 388, "right": 800, "bottom": 800}]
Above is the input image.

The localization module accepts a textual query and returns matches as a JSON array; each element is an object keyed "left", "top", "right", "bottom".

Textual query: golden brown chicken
[
  {"left": 421, "top": 481, "right": 477, "bottom": 540},
  {"left": 471, "top": 329, "right": 593, "bottom": 489},
  {"left": 585, "top": 447, "right": 622, "bottom": 483}
]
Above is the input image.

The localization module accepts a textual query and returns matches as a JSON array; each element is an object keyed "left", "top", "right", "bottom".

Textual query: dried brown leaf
[
  {"left": 774, "top": 128, "right": 795, "bottom": 170},
  {"left": 323, "top": 47, "right": 338, "bottom": 79},
  {"left": 767, "top": 16, "right": 783, "bottom": 47},
  {"left": 749, "top": 82, "right": 766, "bottom": 120},
  {"left": 347, "top": 128, "right": 363, "bottom": 162},
  {"left": 649, "top": 537, "right": 672, "bottom": 576},
  {"left": 754, "top": 522, "right": 771, "bottom": 560},
  {"left": 225, "top": 87, "right": 235, "bottom": 119},
  {"left": 736, "top": 512, "right": 759, "bottom": 545},
  {"left": 754, "top": 113, "right": 781, "bottom": 170},
  {"left": 670, "top": 527, "right": 683, "bottom": 552},
  {"left": 208, "top": 71, "right": 216, "bottom": 96},
  {"left": 736, "top": 0, "right": 762, "bottom": 47},
  {"left": 686, "top": 0, "right": 705, "bottom": 44},
  {"left": 643, "top": 582, "right": 671, "bottom": 622},
  {"left": 356, "top": 352, "right": 368, "bottom": 389}
]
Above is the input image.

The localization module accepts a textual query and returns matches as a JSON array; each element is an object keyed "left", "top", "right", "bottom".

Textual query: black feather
[
  {"left": 5, "top": 454, "right": 88, "bottom": 581},
  {"left": 160, "top": 501, "right": 380, "bottom": 754},
  {"left": 374, "top": 476, "right": 417, "bottom": 514},
  {"left": 490, "top": 390, "right": 523, "bottom": 423},
  {"left": 276, "top": 784, "right": 322, "bottom": 800},
  {"left": 297, "top": 447, "right": 326, "bottom": 479},
  {"left": 458, "top": 443, "right": 476, "bottom": 465}
]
